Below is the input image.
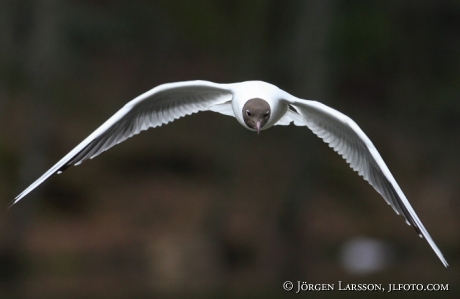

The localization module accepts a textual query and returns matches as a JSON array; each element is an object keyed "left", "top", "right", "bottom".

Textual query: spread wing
[
  {"left": 13, "top": 80, "right": 233, "bottom": 205},
  {"left": 287, "top": 97, "right": 448, "bottom": 268},
  {"left": 275, "top": 106, "right": 307, "bottom": 126}
]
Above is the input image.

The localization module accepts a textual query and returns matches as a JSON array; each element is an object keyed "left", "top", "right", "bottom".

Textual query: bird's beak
[{"left": 256, "top": 121, "right": 261, "bottom": 135}]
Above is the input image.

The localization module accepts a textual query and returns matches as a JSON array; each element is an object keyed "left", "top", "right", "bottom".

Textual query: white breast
[{"left": 231, "top": 81, "right": 288, "bottom": 130}]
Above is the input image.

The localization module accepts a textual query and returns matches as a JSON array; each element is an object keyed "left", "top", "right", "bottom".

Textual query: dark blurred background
[{"left": 1, "top": 0, "right": 459, "bottom": 298}]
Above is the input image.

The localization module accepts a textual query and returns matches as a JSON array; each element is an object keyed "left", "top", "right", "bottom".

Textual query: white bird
[{"left": 13, "top": 80, "right": 448, "bottom": 267}]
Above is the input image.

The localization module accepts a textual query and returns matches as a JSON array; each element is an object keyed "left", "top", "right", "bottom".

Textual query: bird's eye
[
  {"left": 264, "top": 111, "right": 270, "bottom": 117},
  {"left": 246, "top": 110, "right": 251, "bottom": 116}
]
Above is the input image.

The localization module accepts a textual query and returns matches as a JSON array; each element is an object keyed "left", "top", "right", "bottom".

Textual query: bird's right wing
[
  {"left": 13, "top": 80, "right": 233, "bottom": 205},
  {"left": 275, "top": 106, "right": 308, "bottom": 126},
  {"left": 287, "top": 96, "right": 448, "bottom": 268}
]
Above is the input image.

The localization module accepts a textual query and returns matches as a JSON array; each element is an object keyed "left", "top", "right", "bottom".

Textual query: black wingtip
[
  {"left": 7, "top": 200, "right": 16, "bottom": 209},
  {"left": 57, "top": 163, "right": 72, "bottom": 173}
]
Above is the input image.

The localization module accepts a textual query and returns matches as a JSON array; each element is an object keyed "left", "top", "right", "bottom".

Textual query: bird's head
[{"left": 242, "top": 98, "right": 271, "bottom": 134}]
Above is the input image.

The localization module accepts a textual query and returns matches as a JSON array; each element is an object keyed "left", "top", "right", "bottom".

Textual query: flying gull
[{"left": 12, "top": 80, "right": 448, "bottom": 267}]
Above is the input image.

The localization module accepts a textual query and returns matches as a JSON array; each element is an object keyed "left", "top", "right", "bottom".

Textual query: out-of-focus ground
[{"left": 0, "top": 1, "right": 459, "bottom": 298}]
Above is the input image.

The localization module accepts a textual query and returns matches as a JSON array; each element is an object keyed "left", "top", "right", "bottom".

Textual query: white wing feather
[
  {"left": 13, "top": 80, "right": 233, "bottom": 205},
  {"left": 275, "top": 108, "right": 307, "bottom": 126},
  {"left": 208, "top": 101, "right": 234, "bottom": 117},
  {"left": 288, "top": 97, "right": 448, "bottom": 268}
]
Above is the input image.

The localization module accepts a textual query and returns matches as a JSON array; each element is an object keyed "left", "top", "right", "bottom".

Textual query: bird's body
[
  {"left": 13, "top": 80, "right": 448, "bottom": 267},
  {"left": 231, "top": 81, "right": 287, "bottom": 130}
]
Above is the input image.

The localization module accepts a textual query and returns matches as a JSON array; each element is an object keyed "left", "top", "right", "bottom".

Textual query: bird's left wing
[
  {"left": 13, "top": 80, "right": 233, "bottom": 205},
  {"left": 286, "top": 96, "right": 448, "bottom": 268}
]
